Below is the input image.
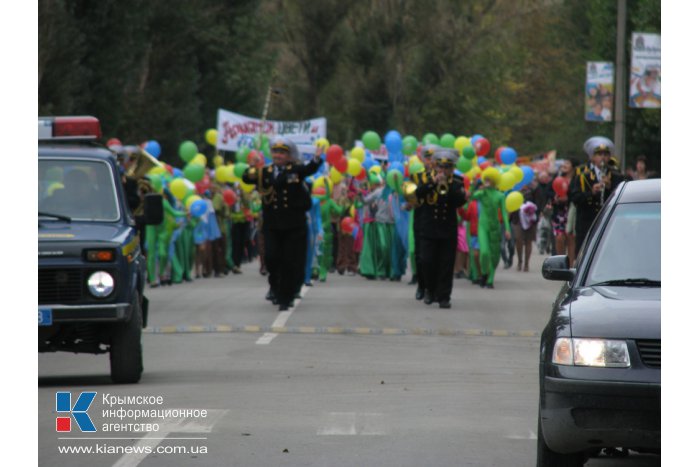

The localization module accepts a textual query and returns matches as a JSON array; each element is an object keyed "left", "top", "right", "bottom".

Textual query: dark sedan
[{"left": 537, "top": 179, "right": 660, "bottom": 466}]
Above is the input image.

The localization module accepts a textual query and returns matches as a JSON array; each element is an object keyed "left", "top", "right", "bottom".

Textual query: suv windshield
[
  {"left": 586, "top": 202, "right": 661, "bottom": 286},
  {"left": 38, "top": 159, "right": 120, "bottom": 222}
]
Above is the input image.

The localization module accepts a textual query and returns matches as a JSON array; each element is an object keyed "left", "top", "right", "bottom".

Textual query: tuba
[
  {"left": 402, "top": 181, "right": 418, "bottom": 206},
  {"left": 126, "top": 147, "right": 162, "bottom": 179}
]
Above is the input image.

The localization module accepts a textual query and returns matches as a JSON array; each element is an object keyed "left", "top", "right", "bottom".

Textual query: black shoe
[
  {"left": 295, "top": 293, "right": 302, "bottom": 299},
  {"left": 454, "top": 271, "right": 466, "bottom": 279},
  {"left": 304, "top": 282, "right": 313, "bottom": 287},
  {"left": 265, "top": 289, "right": 275, "bottom": 301},
  {"left": 278, "top": 303, "right": 289, "bottom": 311},
  {"left": 338, "top": 270, "right": 345, "bottom": 275},
  {"left": 486, "top": 284, "right": 494, "bottom": 289},
  {"left": 390, "top": 276, "right": 400, "bottom": 282},
  {"left": 233, "top": 267, "right": 242, "bottom": 274},
  {"left": 480, "top": 275, "right": 488, "bottom": 288},
  {"left": 423, "top": 292, "right": 434, "bottom": 305},
  {"left": 439, "top": 300, "right": 451, "bottom": 309},
  {"left": 408, "top": 275, "right": 417, "bottom": 285},
  {"left": 415, "top": 288, "right": 425, "bottom": 301}
]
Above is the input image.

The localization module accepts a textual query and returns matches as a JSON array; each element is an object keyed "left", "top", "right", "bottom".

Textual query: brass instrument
[
  {"left": 402, "top": 181, "right": 418, "bottom": 206},
  {"left": 126, "top": 148, "right": 163, "bottom": 179},
  {"left": 437, "top": 174, "right": 452, "bottom": 196}
]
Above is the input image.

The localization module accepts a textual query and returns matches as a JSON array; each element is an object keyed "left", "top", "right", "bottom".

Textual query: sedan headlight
[
  {"left": 552, "top": 338, "right": 630, "bottom": 368},
  {"left": 87, "top": 271, "right": 115, "bottom": 298}
]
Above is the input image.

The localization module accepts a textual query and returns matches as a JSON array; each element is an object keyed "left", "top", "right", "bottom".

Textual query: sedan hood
[{"left": 568, "top": 286, "right": 660, "bottom": 340}]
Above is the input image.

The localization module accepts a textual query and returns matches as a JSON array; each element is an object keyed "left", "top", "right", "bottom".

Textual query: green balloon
[
  {"left": 236, "top": 146, "right": 251, "bottom": 164},
  {"left": 440, "top": 133, "right": 456, "bottom": 148},
  {"left": 387, "top": 169, "right": 403, "bottom": 191},
  {"left": 183, "top": 163, "right": 205, "bottom": 183},
  {"left": 362, "top": 131, "right": 381, "bottom": 151},
  {"left": 147, "top": 174, "right": 163, "bottom": 193},
  {"left": 234, "top": 162, "right": 248, "bottom": 178},
  {"left": 179, "top": 140, "right": 198, "bottom": 164},
  {"left": 422, "top": 133, "right": 439, "bottom": 145},
  {"left": 409, "top": 161, "right": 425, "bottom": 175},
  {"left": 402, "top": 135, "right": 418, "bottom": 155},
  {"left": 456, "top": 156, "right": 472, "bottom": 173},
  {"left": 368, "top": 172, "right": 380, "bottom": 185},
  {"left": 462, "top": 145, "right": 476, "bottom": 159}
]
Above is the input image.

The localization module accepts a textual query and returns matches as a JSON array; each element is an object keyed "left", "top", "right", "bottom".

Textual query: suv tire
[{"left": 110, "top": 294, "right": 143, "bottom": 383}]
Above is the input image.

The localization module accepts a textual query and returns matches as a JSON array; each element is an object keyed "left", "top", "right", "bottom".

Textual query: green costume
[
  {"left": 470, "top": 186, "right": 510, "bottom": 287},
  {"left": 157, "top": 197, "right": 186, "bottom": 282},
  {"left": 318, "top": 194, "right": 343, "bottom": 281}
]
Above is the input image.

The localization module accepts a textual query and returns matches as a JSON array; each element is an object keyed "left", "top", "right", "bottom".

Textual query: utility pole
[{"left": 614, "top": 0, "right": 627, "bottom": 170}]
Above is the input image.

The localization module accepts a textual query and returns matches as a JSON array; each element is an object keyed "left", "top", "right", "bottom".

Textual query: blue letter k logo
[{"left": 56, "top": 392, "right": 97, "bottom": 432}]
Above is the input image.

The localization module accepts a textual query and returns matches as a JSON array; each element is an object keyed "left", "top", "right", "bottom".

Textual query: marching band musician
[{"left": 413, "top": 148, "right": 467, "bottom": 309}]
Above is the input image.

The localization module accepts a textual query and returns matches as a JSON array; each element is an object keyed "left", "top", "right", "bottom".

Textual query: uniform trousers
[
  {"left": 420, "top": 234, "right": 457, "bottom": 302},
  {"left": 265, "top": 224, "right": 307, "bottom": 306}
]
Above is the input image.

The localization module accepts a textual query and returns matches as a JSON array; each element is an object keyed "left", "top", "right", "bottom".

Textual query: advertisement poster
[
  {"left": 216, "top": 109, "right": 327, "bottom": 160},
  {"left": 629, "top": 32, "right": 661, "bottom": 108},
  {"left": 585, "top": 61, "right": 614, "bottom": 122}
]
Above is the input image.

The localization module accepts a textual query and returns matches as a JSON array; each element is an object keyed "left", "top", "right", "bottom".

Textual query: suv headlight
[
  {"left": 552, "top": 338, "right": 630, "bottom": 367},
  {"left": 87, "top": 271, "right": 114, "bottom": 298}
]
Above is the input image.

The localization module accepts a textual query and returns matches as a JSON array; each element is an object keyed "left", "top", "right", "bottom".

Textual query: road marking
[
  {"left": 111, "top": 409, "right": 227, "bottom": 467},
  {"left": 317, "top": 412, "right": 386, "bottom": 436},
  {"left": 506, "top": 429, "right": 537, "bottom": 440},
  {"left": 255, "top": 285, "right": 309, "bottom": 345},
  {"left": 145, "top": 324, "right": 540, "bottom": 339}
]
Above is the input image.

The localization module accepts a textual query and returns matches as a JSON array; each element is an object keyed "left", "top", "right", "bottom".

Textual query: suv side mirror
[
  {"left": 542, "top": 255, "right": 575, "bottom": 282},
  {"left": 143, "top": 194, "right": 164, "bottom": 225}
]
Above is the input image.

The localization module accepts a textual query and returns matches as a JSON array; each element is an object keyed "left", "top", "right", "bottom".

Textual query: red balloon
[
  {"left": 334, "top": 156, "right": 349, "bottom": 173},
  {"left": 494, "top": 146, "right": 506, "bottom": 165},
  {"left": 326, "top": 144, "right": 344, "bottom": 165},
  {"left": 552, "top": 176, "right": 569, "bottom": 198},
  {"left": 475, "top": 138, "right": 491, "bottom": 157},
  {"left": 195, "top": 174, "right": 211, "bottom": 195},
  {"left": 479, "top": 161, "right": 492, "bottom": 170},
  {"left": 106, "top": 138, "right": 122, "bottom": 148},
  {"left": 340, "top": 217, "right": 355, "bottom": 234},
  {"left": 355, "top": 167, "right": 367, "bottom": 181},
  {"left": 222, "top": 188, "right": 237, "bottom": 206},
  {"left": 463, "top": 176, "right": 471, "bottom": 192},
  {"left": 404, "top": 164, "right": 410, "bottom": 178},
  {"left": 164, "top": 164, "right": 174, "bottom": 175},
  {"left": 247, "top": 150, "right": 264, "bottom": 168}
]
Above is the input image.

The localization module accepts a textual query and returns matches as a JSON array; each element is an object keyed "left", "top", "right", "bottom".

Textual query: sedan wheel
[{"left": 536, "top": 408, "right": 584, "bottom": 467}]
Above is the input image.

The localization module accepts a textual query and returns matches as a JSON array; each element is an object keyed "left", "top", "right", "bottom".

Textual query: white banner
[
  {"left": 629, "top": 32, "right": 661, "bottom": 108},
  {"left": 216, "top": 109, "right": 327, "bottom": 160},
  {"left": 585, "top": 61, "right": 614, "bottom": 122}
]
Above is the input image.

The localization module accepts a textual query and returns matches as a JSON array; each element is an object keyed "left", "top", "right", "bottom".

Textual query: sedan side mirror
[
  {"left": 542, "top": 255, "right": 575, "bottom": 281},
  {"left": 143, "top": 193, "right": 164, "bottom": 225}
]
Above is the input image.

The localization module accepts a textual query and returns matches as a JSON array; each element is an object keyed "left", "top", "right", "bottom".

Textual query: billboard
[
  {"left": 629, "top": 32, "right": 661, "bottom": 108},
  {"left": 585, "top": 61, "right": 614, "bottom": 122}
]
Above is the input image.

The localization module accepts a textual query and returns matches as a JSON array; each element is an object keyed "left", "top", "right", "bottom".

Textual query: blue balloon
[
  {"left": 172, "top": 168, "right": 183, "bottom": 178},
  {"left": 145, "top": 140, "right": 161, "bottom": 158},
  {"left": 190, "top": 199, "right": 207, "bottom": 217},
  {"left": 521, "top": 166, "right": 535, "bottom": 185},
  {"left": 384, "top": 130, "right": 402, "bottom": 154},
  {"left": 513, "top": 180, "right": 526, "bottom": 191},
  {"left": 389, "top": 162, "right": 404, "bottom": 174},
  {"left": 471, "top": 134, "right": 484, "bottom": 146},
  {"left": 477, "top": 156, "right": 487, "bottom": 165},
  {"left": 500, "top": 147, "right": 517, "bottom": 165}
]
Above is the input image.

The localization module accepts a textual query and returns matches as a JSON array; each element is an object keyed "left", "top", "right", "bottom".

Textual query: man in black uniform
[
  {"left": 569, "top": 136, "right": 624, "bottom": 255},
  {"left": 409, "top": 144, "right": 438, "bottom": 300},
  {"left": 414, "top": 148, "right": 467, "bottom": 309},
  {"left": 242, "top": 137, "right": 322, "bottom": 311}
]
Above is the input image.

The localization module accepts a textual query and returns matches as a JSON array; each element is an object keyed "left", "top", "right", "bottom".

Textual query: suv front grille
[
  {"left": 39, "top": 269, "right": 83, "bottom": 304},
  {"left": 636, "top": 340, "right": 661, "bottom": 368}
]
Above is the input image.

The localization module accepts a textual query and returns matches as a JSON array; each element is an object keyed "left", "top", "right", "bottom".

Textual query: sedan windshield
[
  {"left": 585, "top": 202, "right": 660, "bottom": 287},
  {"left": 38, "top": 159, "right": 120, "bottom": 222}
]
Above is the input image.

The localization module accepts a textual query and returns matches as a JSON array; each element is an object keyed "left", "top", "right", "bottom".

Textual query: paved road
[{"left": 38, "top": 253, "right": 661, "bottom": 466}]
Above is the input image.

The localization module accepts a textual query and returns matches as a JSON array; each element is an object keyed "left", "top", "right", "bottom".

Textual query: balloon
[
  {"left": 222, "top": 188, "right": 237, "bottom": 206},
  {"left": 494, "top": 147, "right": 505, "bottom": 165},
  {"left": 409, "top": 161, "right": 425, "bottom": 175},
  {"left": 385, "top": 169, "right": 403, "bottom": 191},
  {"left": 170, "top": 178, "right": 188, "bottom": 200},
  {"left": 315, "top": 137, "right": 330, "bottom": 152},
  {"left": 362, "top": 131, "right": 381, "bottom": 150},
  {"left": 350, "top": 146, "right": 365, "bottom": 162},
  {"left": 475, "top": 137, "right": 491, "bottom": 156},
  {"left": 145, "top": 174, "right": 162, "bottom": 193},
  {"left": 509, "top": 165, "right": 524, "bottom": 183},
  {"left": 213, "top": 155, "right": 224, "bottom": 167},
  {"left": 326, "top": 144, "right": 344, "bottom": 165},
  {"left": 553, "top": 176, "right": 570, "bottom": 198},
  {"left": 500, "top": 147, "right": 517, "bottom": 165},
  {"left": 313, "top": 176, "right": 334, "bottom": 194},
  {"left": 334, "top": 156, "right": 349, "bottom": 173},
  {"left": 439, "top": 133, "right": 456, "bottom": 149},
  {"left": 183, "top": 163, "right": 205, "bottom": 183},
  {"left": 234, "top": 162, "right": 248, "bottom": 179},
  {"left": 356, "top": 167, "right": 367, "bottom": 181},
  {"left": 214, "top": 165, "right": 229, "bottom": 183},
  {"left": 369, "top": 165, "right": 382, "bottom": 175},
  {"left": 106, "top": 138, "right": 122, "bottom": 149},
  {"left": 190, "top": 199, "right": 207, "bottom": 217},
  {"left": 195, "top": 174, "right": 211, "bottom": 195},
  {"left": 185, "top": 195, "right": 202, "bottom": 210},
  {"left": 402, "top": 135, "right": 418, "bottom": 155},
  {"left": 312, "top": 186, "right": 328, "bottom": 198},
  {"left": 347, "top": 158, "right": 362, "bottom": 177},
  {"left": 247, "top": 150, "right": 264, "bottom": 168},
  {"left": 422, "top": 133, "right": 439, "bottom": 145},
  {"left": 236, "top": 146, "right": 251, "bottom": 164},
  {"left": 479, "top": 160, "right": 492, "bottom": 170},
  {"left": 505, "top": 191, "right": 525, "bottom": 213},
  {"left": 145, "top": 140, "right": 161, "bottom": 158},
  {"left": 179, "top": 140, "right": 198, "bottom": 163},
  {"left": 368, "top": 172, "right": 381, "bottom": 185},
  {"left": 497, "top": 172, "right": 516, "bottom": 192},
  {"left": 192, "top": 153, "right": 207, "bottom": 167},
  {"left": 462, "top": 145, "right": 476, "bottom": 160},
  {"left": 329, "top": 167, "right": 344, "bottom": 184},
  {"left": 205, "top": 129, "right": 218, "bottom": 146},
  {"left": 384, "top": 130, "right": 402, "bottom": 154},
  {"left": 482, "top": 167, "right": 501, "bottom": 185},
  {"left": 240, "top": 181, "right": 255, "bottom": 193},
  {"left": 463, "top": 176, "right": 471, "bottom": 192},
  {"left": 454, "top": 136, "right": 471, "bottom": 153},
  {"left": 471, "top": 134, "right": 484, "bottom": 146},
  {"left": 340, "top": 217, "right": 356, "bottom": 234},
  {"left": 521, "top": 166, "right": 535, "bottom": 185},
  {"left": 456, "top": 156, "right": 472, "bottom": 173}
]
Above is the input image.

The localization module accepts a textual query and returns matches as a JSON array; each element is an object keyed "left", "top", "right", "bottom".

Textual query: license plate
[{"left": 38, "top": 308, "right": 53, "bottom": 326}]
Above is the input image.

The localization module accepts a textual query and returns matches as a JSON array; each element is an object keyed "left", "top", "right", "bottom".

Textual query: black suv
[
  {"left": 537, "top": 178, "right": 660, "bottom": 465},
  {"left": 38, "top": 116, "right": 162, "bottom": 383}
]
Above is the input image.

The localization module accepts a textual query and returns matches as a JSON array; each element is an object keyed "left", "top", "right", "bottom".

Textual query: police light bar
[{"left": 38, "top": 116, "right": 102, "bottom": 141}]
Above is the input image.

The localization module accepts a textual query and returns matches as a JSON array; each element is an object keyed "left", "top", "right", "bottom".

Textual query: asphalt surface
[{"left": 38, "top": 252, "right": 661, "bottom": 466}]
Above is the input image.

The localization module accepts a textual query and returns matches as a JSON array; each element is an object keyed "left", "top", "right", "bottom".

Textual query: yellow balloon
[
  {"left": 213, "top": 155, "right": 224, "bottom": 167},
  {"left": 315, "top": 138, "right": 330, "bottom": 151},
  {"left": 313, "top": 176, "right": 334, "bottom": 194},
  {"left": 222, "top": 165, "right": 236, "bottom": 183},
  {"left": 497, "top": 172, "right": 516, "bottom": 192},
  {"left": 205, "top": 129, "right": 218, "bottom": 146},
  {"left": 240, "top": 181, "right": 255, "bottom": 193},
  {"left": 505, "top": 191, "right": 524, "bottom": 213},
  {"left": 409, "top": 155, "right": 421, "bottom": 166},
  {"left": 347, "top": 158, "right": 362, "bottom": 177},
  {"left": 148, "top": 166, "right": 167, "bottom": 176},
  {"left": 482, "top": 167, "right": 501, "bottom": 186},
  {"left": 369, "top": 165, "right": 382, "bottom": 175},
  {"left": 185, "top": 195, "right": 202, "bottom": 210},
  {"left": 467, "top": 166, "right": 482, "bottom": 180},
  {"left": 350, "top": 205, "right": 356, "bottom": 219},
  {"left": 350, "top": 146, "right": 365, "bottom": 163},
  {"left": 329, "top": 167, "right": 344, "bottom": 184},
  {"left": 509, "top": 166, "right": 524, "bottom": 183},
  {"left": 214, "top": 166, "right": 228, "bottom": 183},
  {"left": 170, "top": 178, "right": 188, "bottom": 200},
  {"left": 193, "top": 153, "right": 207, "bottom": 166},
  {"left": 454, "top": 136, "right": 471, "bottom": 153}
]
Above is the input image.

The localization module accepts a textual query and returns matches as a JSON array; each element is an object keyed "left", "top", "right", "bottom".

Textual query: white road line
[
  {"left": 111, "top": 409, "right": 227, "bottom": 467},
  {"left": 506, "top": 429, "right": 537, "bottom": 440},
  {"left": 256, "top": 285, "right": 309, "bottom": 345},
  {"left": 317, "top": 412, "right": 387, "bottom": 436}
]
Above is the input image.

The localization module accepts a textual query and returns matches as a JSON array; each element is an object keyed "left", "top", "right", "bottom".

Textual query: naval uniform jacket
[
  {"left": 242, "top": 158, "right": 321, "bottom": 230},
  {"left": 414, "top": 172, "right": 467, "bottom": 239}
]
